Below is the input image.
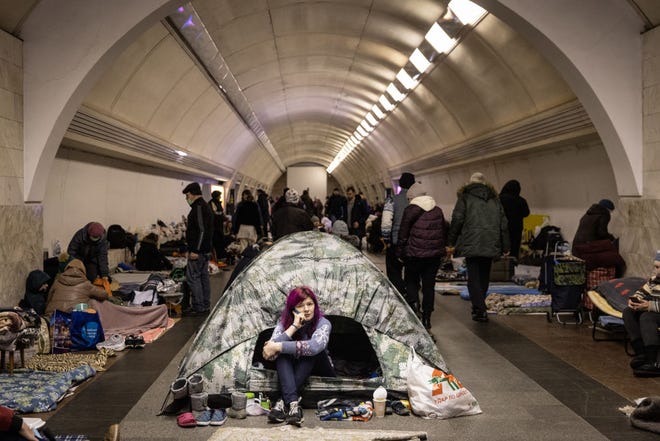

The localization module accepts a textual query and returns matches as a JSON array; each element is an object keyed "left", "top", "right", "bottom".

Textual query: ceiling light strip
[
  {"left": 166, "top": 4, "right": 286, "bottom": 173},
  {"left": 327, "top": 0, "right": 487, "bottom": 174}
]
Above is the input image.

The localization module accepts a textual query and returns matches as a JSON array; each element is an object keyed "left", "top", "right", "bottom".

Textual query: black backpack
[{"left": 107, "top": 224, "right": 127, "bottom": 249}]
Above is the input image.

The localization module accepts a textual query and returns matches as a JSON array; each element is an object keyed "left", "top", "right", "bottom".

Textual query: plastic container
[
  {"left": 73, "top": 303, "right": 88, "bottom": 312},
  {"left": 373, "top": 386, "right": 387, "bottom": 417}
]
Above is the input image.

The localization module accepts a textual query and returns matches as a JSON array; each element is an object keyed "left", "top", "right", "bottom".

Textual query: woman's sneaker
[
  {"left": 268, "top": 399, "right": 286, "bottom": 423},
  {"left": 96, "top": 334, "right": 125, "bottom": 352},
  {"left": 286, "top": 399, "right": 304, "bottom": 426}
]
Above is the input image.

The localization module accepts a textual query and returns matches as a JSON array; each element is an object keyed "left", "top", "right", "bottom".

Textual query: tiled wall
[{"left": 0, "top": 30, "right": 43, "bottom": 306}]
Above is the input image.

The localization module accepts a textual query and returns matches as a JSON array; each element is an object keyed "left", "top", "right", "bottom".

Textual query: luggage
[
  {"left": 490, "top": 256, "right": 516, "bottom": 282},
  {"left": 539, "top": 255, "right": 585, "bottom": 312}
]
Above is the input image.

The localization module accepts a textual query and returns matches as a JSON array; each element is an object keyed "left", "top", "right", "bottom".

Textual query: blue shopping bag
[{"left": 70, "top": 310, "right": 104, "bottom": 351}]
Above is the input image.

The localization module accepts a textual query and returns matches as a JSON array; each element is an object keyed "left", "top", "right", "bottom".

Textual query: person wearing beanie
[
  {"left": 67, "top": 221, "right": 110, "bottom": 282},
  {"left": 381, "top": 172, "right": 416, "bottom": 296},
  {"left": 572, "top": 198, "right": 625, "bottom": 277},
  {"left": 447, "top": 172, "right": 510, "bottom": 322},
  {"left": 182, "top": 182, "right": 214, "bottom": 316},
  {"left": 623, "top": 252, "right": 660, "bottom": 377},
  {"left": 0, "top": 405, "right": 39, "bottom": 441},
  {"left": 271, "top": 188, "right": 314, "bottom": 241}
]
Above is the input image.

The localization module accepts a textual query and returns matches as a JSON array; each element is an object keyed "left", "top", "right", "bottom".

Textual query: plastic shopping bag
[{"left": 406, "top": 347, "right": 482, "bottom": 419}]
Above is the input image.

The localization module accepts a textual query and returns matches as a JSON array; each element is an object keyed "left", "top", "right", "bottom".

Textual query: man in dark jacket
[
  {"left": 182, "top": 182, "right": 214, "bottom": 316},
  {"left": 67, "top": 222, "right": 109, "bottom": 282},
  {"left": 447, "top": 172, "right": 510, "bottom": 322},
  {"left": 397, "top": 193, "right": 446, "bottom": 329},
  {"left": 209, "top": 190, "right": 226, "bottom": 260},
  {"left": 256, "top": 189, "right": 271, "bottom": 238},
  {"left": 572, "top": 199, "right": 616, "bottom": 246},
  {"left": 271, "top": 189, "right": 314, "bottom": 240},
  {"left": 499, "top": 179, "right": 530, "bottom": 259},
  {"left": 326, "top": 188, "right": 346, "bottom": 223},
  {"left": 346, "top": 186, "right": 367, "bottom": 250}
]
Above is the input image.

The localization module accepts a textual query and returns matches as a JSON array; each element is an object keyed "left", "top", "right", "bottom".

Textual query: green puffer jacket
[{"left": 448, "top": 182, "right": 510, "bottom": 258}]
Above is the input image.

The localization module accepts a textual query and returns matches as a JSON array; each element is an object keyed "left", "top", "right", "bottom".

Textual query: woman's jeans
[{"left": 276, "top": 352, "right": 335, "bottom": 404}]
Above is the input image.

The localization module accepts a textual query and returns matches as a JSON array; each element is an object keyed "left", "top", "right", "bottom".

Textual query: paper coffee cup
[{"left": 374, "top": 398, "right": 386, "bottom": 417}]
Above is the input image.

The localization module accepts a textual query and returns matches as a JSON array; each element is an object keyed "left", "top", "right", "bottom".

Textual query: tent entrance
[{"left": 251, "top": 315, "right": 381, "bottom": 379}]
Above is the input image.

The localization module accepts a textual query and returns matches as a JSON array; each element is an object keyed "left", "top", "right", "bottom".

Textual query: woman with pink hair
[{"left": 262, "top": 286, "right": 335, "bottom": 426}]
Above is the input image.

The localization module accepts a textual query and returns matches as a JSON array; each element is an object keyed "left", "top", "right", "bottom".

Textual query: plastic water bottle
[{"left": 373, "top": 386, "right": 387, "bottom": 417}]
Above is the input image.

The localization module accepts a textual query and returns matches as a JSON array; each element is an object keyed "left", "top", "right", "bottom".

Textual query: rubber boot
[
  {"left": 227, "top": 391, "right": 247, "bottom": 419},
  {"left": 187, "top": 374, "right": 204, "bottom": 395},
  {"left": 190, "top": 392, "right": 209, "bottom": 412}
]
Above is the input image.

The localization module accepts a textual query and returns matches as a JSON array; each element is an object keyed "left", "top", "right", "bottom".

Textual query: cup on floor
[{"left": 373, "top": 398, "right": 386, "bottom": 417}]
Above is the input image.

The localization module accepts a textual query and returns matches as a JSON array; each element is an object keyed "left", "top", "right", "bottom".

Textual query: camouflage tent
[{"left": 174, "top": 231, "right": 447, "bottom": 396}]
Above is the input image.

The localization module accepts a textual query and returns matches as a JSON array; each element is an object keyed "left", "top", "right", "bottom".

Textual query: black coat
[
  {"left": 22, "top": 270, "right": 51, "bottom": 315},
  {"left": 186, "top": 197, "right": 214, "bottom": 254},
  {"left": 67, "top": 223, "right": 110, "bottom": 279},
  {"left": 572, "top": 204, "right": 614, "bottom": 246},
  {"left": 397, "top": 197, "right": 446, "bottom": 259},
  {"left": 136, "top": 242, "right": 173, "bottom": 271},
  {"left": 271, "top": 204, "right": 314, "bottom": 240},
  {"left": 499, "top": 180, "right": 530, "bottom": 258},
  {"left": 232, "top": 200, "right": 262, "bottom": 235}
]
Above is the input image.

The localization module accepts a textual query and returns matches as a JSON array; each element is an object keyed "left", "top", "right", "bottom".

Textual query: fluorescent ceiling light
[
  {"left": 354, "top": 131, "right": 364, "bottom": 141},
  {"left": 372, "top": 104, "right": 385, "bottom": 119},
  {"left": 410, "top": 49, "right": 431, "bottom": 73},
  {"left": 396, "top": 69, "right": 418, "bottom": 90},
  {"left": 350, "top": 135, "right": 359, "bottom": 145},
  {"left": 379, "top": 95, "right": 395, "bottom": 112},
  {"left": 426, "top": 23, "right": 456, "bottom": 53},
  {"left": 366, "top": 112, "right": 378, "bottom": 126},
  {"left": 360, "top": 120, "right": 373, "bottom": 132},
  {"left": 357, "top": 126, "right": 368, "bottom": 137},
  {"left": 386, "top": 83, "right": 405, "bottom": 102},
  {"left": 449, "top": 0, "right": 486, "bottom": 25},
  {"left": 175, "top": 150, "right": 188, "bottom": 157}
]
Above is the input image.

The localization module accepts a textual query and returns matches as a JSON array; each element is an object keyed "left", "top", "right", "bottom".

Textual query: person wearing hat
[
  {"left": 623, "top": 251, "right": 660, "bottom": 377},
  {"left": 572, "top": 198, "right": 625, "bottom": 277},
  {"left": 182, "top": 182, "right": 214, "bottom": 316},
  {"left": 67, "top": 221, "right": 110, "bottom": 282},
  {"left": 447, "top": 172, "right": 510, "bottom": 322},
  {"left": 381, "top": 172, "right": 416, "bottom": 296},
  {"left": 271, "top": 188, "right": 314, "bottom": 241}
]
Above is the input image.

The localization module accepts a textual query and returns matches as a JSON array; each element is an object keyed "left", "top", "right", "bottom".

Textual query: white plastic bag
[{"left": 406, "top": 347, "right": 482, "bottom": 419}]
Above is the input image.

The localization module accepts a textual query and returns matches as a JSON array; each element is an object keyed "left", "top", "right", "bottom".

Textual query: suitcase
[
  {"left": 489, "top": 256, "right": 516, "bottom": 282},
  {"left": 539, "top": 255, "right": 585, "bottom": 312}
]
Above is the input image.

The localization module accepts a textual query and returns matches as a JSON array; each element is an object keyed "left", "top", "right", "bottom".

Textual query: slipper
[
  {"left": 391, "top": 400, "right": 410, "bottom": 416},
  {"left": 177, "top": 412, "right": 196, "bottom": 428}
]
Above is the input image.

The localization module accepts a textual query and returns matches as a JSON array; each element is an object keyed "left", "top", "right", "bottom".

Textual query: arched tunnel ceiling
[{"left": 2, "top": 0, "right": 659, "bottom": 192}]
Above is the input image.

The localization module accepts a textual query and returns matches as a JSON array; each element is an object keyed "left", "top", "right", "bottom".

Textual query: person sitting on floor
[
  {"left": 262, "top": 286, "right": 335, "bottom": 426},
  {"left": 135, "top": 233, "right": 173, "bottom": 271},
  {"left": 20, "top": 270, "right": 51, "bottom": 315},
  {"left": 0, "top": 405, "right": 38, "bottom": 441},
  {"left": 624, "top": 251, "right": 660, "bottom": 377},
  {"left": 45, "top": 259, "right": 108, "bottom": 316}
]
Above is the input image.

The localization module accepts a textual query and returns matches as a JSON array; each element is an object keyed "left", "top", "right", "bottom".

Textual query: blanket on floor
[
  {"left": 209, "top": 426, "right": 428, "bottom": 441},
  {"left": 435, "top": 283, "right": 541, "bottom": 300},
  {"left": 89, "top": 299, "right": 168, "bottom": 336},
  {"left": 25, "top": 349, "right": 113, "bottom": 372},
  {"left": 0, "top": 365, "right": 95, "bottom": 413},
  {"left": 486, "top": 293, "right": 552, "bottom": 314}
]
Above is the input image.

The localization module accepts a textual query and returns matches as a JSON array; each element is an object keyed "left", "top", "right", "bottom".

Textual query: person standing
[
  {"left": 209, "top": 190, "right": 227, "bottom": 261},
  {"left": 381, "top": 172, "right": 416, "bottom": 296},
  {"left": 271, "top": 189, "right": 314, "bottom": 240},
  {"left": 232, "top": 189, "right": 262, "bottom": 252},
  {"left": 326, "top": 188, "right": 346, "bottom": 223},
  {"left": 346, "top": 186, "right": 367, "bottom": 250},
  {"left": 447, "top": 172, "right": 510, "bottom": 322},
  {"left": 67, "top": 222, "right": 109, "bottom": 282},
  {"left": 396, "top": 192, "right": 446, "bottom": 329},
  {"left": 257, "top": 189, "right": 271, "bottom": 238},
  {"left": 499, "top": 179, "right": 530, "bottom": 260},
  {"left": 182, "top": 182, "right": 214, "bottom": 316}
]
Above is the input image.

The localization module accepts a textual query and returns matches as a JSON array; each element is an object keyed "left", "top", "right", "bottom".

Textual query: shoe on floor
[
  {"left": 472, "top": 312, "right": 489, "bottom": 322},
  {"left": 210, "top": 408, "right": 228, "bottom": 426},
  {"left": 103, "top": 423, "right": 119, "bottom": 441},
  {"left": 286, "top": 399, "right": 304, "bottom": 426},
  {"left": 176, "top": 412, "right": 196, "bottom": 428},
  {"left": 630, "top": 354, "right": 647, "bottom": 369},
  {"left": 96, "top": 334, "right": 125, "bottom": 352},
  {"left": 633, "top": 362, "right": 660, "bottom": 377},
  {"left": 390, "top": 400, "right": 410, "bottom": 416},
  {"left": 194, "top": 409, "right": 212, "bottom": 426},
  {"left": 268, "top": 399, "right": 287, "bottom": 423}
]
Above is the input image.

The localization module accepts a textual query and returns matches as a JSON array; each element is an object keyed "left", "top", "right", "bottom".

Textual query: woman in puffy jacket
[
  {"left": 45, "top": 259, "right": 108, "bottom": 316},
  {"left": 397, "top": 193, "right": 446, "bottom": 330}
]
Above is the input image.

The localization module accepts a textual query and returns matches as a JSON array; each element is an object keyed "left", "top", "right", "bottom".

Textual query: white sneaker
[{"left": 96, "top": 334, "right": 126, "bottom": 352}]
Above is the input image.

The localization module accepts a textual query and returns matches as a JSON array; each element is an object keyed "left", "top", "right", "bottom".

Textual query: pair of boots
[
  {"left": 630, "top": 341, "right": 660, "bottom": 377},
  {"left": 164, "top": 374, "right": 205, "bottom": 414}
]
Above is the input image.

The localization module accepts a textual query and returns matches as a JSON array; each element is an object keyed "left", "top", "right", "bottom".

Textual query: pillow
[{"left": 595, "top": 277, "right": 646, "bottom": 312}]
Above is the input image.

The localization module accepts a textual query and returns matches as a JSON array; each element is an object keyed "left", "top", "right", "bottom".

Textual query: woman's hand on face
[{"left": 293, "top": 310, "right": 305, "bottom": 328}]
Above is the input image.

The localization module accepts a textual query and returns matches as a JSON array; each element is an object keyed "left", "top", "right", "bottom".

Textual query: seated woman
[
  {"left": 45, "top": 259, "right": 108, "bottom": 316},
  {"left": 262, "top": 286, "right": 335, "bottom": 426},
  {"left": 135, "top": 233, "right": 173, "bottom": 271},
  {"left": 624, "top": 251, "right": 660, "bottom": 377}
]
